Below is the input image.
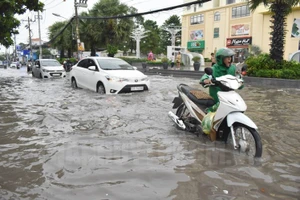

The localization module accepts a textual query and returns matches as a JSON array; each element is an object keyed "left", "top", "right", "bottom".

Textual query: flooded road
[{"left": 0, "top": 67, "right": 299, "bottom": 200}]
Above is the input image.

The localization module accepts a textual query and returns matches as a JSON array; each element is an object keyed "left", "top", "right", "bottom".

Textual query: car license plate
[
  {"left": 52, "top": 74, "right": 60, "bottom": 76},
  {"left": 131, "top": 86, "right": 143, "bottom": 91}
]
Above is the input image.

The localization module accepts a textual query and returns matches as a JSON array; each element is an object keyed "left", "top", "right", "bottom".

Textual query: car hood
[
  {"left": 104, "top": 70, "right": 147, "bottom": 78},
  {"left": 43, "top": 66, "right": 64, "bottom": 71}
]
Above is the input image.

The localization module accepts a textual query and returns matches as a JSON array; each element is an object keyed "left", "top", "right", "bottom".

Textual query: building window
[
  {"left": 199, "top": 3, "right": 203, "bottom": 7},
  {"left": 214, "top": 12, "right": 220, "bottom": 21},
  {"left": 190, "top": 14, "right": 204, "bottom": 25},
  {"left": 227, "top": 0, "right": 235, "bottom": 4},
  {"left": 187, "top": 5, "right": 191, "bottom": 10},
  {"left": 214, "top": 28, "right": 219, "bottom": 38},
  {"left": 194, "top": 4, "right": 197, "bottom": 12},
  {"left": 232, "top": 5, "right": 250, "bottom": 18}
]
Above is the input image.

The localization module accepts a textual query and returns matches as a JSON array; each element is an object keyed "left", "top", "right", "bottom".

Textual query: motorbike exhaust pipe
[{"left": 168, "top": 111, "right": 186, "bottom": 130}]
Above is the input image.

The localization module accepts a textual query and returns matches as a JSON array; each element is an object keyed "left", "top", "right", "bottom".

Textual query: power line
[{"left": 48, "top": 0, "right": 211, "bottom": 44}]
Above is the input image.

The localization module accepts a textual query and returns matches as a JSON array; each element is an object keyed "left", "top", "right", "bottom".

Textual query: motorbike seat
[{"left": 180, "top": 85, "right": 215, "bottom": 107}]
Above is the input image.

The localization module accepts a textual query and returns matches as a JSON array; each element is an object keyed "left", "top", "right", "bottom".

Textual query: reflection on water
[{"left": 0, "top": 68, "right": 299, "bottom": 200}]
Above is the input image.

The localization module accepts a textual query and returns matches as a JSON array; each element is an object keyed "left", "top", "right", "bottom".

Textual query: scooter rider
[{"left": 200, "top": 47, "right": 242, "bottom": 112}]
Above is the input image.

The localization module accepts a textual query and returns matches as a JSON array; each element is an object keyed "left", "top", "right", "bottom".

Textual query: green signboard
[{"left": 187, "top": 40, "right": 205, "bottom": 51}]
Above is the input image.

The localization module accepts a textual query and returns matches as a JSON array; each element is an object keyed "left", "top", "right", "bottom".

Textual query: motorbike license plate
[{"left": 131, "top": 86, "right": 143, "bottom": 91}]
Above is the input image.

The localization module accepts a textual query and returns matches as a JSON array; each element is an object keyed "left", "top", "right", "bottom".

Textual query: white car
[
  {"left": 10, "top": 62, "right": 19, "bottom": 68},
  {"left": 32, "top": 59, "right": 66, "bottom": 79},
  {"left": 70, "top": 57, "right": 150, "bottom": 94}
]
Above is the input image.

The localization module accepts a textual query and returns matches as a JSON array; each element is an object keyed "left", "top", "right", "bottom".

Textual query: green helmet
[{"left": 215, "top": 48, "right": 235, "bottom": 65}]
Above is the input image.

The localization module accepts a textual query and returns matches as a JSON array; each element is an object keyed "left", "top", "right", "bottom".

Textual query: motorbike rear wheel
[{"left": 230, "top": 123, "right": 262, "bottom": 158}]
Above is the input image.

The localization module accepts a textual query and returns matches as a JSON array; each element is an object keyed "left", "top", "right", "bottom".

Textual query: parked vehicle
[
  {"left": 32, "top": 59, "right": 66, "bottom": 79},
  {"left": 168, "top": 68, "right": 262, "bottom": 157},
  {"left": 70, "top": 57, "right": 150, "bottom": 94},
  {"left": 10, "top": 62, "right": 18, "bottom": 68}
]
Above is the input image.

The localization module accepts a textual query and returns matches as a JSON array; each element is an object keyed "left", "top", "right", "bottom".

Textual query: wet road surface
[{"left": 0, "top": 67, "right": 299, "bottom": 200}]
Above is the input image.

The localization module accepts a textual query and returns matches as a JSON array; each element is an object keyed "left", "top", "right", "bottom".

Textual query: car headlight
[
  {"left": 43, "top": 69, "right": 51, "bottom": 72},
  {"left": 141, "top": 77, "right": 149, "bottom": 81},
  {"left": 105, "top": 76, "right": 129, "bottom": 82}
]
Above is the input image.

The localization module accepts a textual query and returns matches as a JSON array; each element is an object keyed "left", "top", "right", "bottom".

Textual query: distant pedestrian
[
  {"left": 211, "top": 53, "right": 216, "bottom": 66},
  {"left": 176, "top": 52, "right": 181, "bottom": 70},
  {"left": 147, "top": 51, "right": 154, "bottom": 61},
  {"left": 170, "top": 52, "right": 175, "bottom": 69}
]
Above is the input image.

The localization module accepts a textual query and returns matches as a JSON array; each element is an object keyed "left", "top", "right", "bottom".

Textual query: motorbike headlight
[{"left": 105, "top": 76, "right": 129, "bottom": 82}]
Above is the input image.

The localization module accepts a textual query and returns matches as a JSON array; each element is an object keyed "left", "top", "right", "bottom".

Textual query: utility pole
[
  {"left": 74, "top": 0, "right": 88, "bottom": 60},
  {"left": 37, "top": 11, "right": 42, "bottom": 59},
  {"left": 130, "top": 26, "right": 149, "bottom": 58},
  {"left": 14, "top": 34, "right": 17, "bottom": 61},
  {"left": 27, "top": 17, "right": 33, "bottom": 61}
]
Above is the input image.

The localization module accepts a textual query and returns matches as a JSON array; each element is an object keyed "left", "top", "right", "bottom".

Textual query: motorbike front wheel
[{"left": 230, "top": 123, "right": 262, "bottom": 158}]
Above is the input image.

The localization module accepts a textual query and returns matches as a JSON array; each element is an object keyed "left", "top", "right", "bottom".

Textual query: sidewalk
[{"left": 139, "top": 66, "right": 300, "bottom": 89}]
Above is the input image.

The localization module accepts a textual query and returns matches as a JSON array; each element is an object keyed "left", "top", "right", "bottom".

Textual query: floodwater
[{"left": 0, "top": 67, "right": 299, "bottom": 200}]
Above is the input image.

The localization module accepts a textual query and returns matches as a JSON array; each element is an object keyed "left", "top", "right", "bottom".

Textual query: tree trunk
[{"left": 269, "top": 2, "right": 289, "bottom": 63}]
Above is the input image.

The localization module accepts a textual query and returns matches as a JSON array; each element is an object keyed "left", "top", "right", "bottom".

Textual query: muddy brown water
[{"left": 0, "top": 67, "right": 299, "bottom": 200}]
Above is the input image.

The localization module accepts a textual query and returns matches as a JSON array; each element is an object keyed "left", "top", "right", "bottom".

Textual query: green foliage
[
  {"left": 247, "top": 0, "right": 299, "bottom": 62},
  {"left": 161, "top": 57, "right": 169, "bottom": 63},
  {"left": 192, "top": 56, "right": 200, "bottom": 62},
  {"left": 0, "top": 0, "right": 44, "bottom": 47},
  {"left": 204, "top": 57, "right": 211, "bottom": 62},
  {"left": 118, "top": 57, "right": 148, "bottom": 64},
  {"left": 245, "top": 54, "right": 300, "bottom": 79},
  {"left": 107, "top": 44, "right": 118, "bottom": 57}
]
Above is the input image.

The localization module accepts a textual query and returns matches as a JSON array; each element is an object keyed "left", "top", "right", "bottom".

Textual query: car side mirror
[{"left": 88, "top": 66, "right": 97, "bottom": 71}]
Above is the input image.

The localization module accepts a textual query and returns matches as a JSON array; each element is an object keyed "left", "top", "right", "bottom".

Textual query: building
[{"left": 181, "top": 0, "right": 300, "bottom": 61}]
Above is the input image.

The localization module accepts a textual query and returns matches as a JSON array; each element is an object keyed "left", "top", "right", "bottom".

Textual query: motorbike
[{"left": 168, "top": 68, "right": 262, "bottom": 158}]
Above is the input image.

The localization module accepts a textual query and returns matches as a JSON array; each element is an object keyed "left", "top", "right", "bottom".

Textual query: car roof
[
  {"left": 83, "top": 57, "right": 121, "bottom": 60},
  {"left": 36, "top": 59, "right": 58, "bottom": 61}
]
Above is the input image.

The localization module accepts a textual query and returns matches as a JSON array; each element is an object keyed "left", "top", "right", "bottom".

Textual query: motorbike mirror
[{"left": 204, "top": 67, "right": 213, "bottom": 75}]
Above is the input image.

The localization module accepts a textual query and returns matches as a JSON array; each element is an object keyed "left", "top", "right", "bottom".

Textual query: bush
[
  {"left": 245, "top": 54, "right": 300, "bottom": 79},
  {"left": 161, "top": 57, "right": 169, "bottom": 63},
  {"left": 192, "top": 56, "right": 200, "bottom": 63}
]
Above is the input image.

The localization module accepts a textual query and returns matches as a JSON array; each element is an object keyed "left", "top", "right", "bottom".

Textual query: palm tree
[
  {"left": 247, "top": 0, "right": 299, "bottom": 63},
  {"left": 86, "top": 0, "right": 137, "bottom": 56},
  {"left": 48, "top": 21, "right": 73, "bottom": 58}
]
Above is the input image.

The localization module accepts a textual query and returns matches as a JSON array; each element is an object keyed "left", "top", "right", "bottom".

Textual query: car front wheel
[
  {"left": 71, "top": 78, "right": 78, "bottom": 89},
  {"left": 97, "top": 83, "right": 106, "bottom": 94}
]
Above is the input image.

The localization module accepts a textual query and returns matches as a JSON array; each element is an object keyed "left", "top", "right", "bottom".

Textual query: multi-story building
[{"left": 181, "top": 0, "right": 300, "bottom": 61}]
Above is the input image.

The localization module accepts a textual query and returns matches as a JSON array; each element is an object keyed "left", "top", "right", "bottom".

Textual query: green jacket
[{"left": 200, "top": 64, "right": 236, "bottom": 103}]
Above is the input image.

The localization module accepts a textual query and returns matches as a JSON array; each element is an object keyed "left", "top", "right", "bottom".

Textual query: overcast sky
[{"left": 0, "top": 0, "right": 184, "bottom": 53}]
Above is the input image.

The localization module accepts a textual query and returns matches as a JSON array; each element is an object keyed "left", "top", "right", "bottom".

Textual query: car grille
[
  {"left": 118, "top": 84, "right": 148, "bottom": 93},
  {"left": 50, "top": 73, "right": 63, "bottom": 77}
]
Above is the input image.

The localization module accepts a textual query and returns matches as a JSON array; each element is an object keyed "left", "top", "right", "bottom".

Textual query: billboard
[
  {"left": 231, "top": 24, "right": 250, "bottom": 36},
  {"left": 190, "top": 30, "right": 204, "bottom": 40}
]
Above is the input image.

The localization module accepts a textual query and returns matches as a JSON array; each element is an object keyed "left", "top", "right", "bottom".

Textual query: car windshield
[
  {"left": 41, "top": 60, "right": 61, "bottom": 66},
  {"left": 96, "top": 59, "right": 133, "bottom": 70}
]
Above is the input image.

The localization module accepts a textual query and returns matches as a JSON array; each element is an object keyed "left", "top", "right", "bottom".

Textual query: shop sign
[
  {"left": 187, "top": 40, "right": 205, "bottom": 49},
  {"left": 226, "top": 37, "right": 252, "bottom": 47}
]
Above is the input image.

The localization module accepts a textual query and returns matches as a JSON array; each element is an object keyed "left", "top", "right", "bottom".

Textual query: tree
[
  {"left": 48, "top": 22, "right": 71, "bottom": 58},
  {"left": 86, "top": 0, "right": 137, "bottom": 56},
  {"left": 247, "top": 0, "right": 299, "bottom": 62},
  {"left": 142, "top": 20, "right": 161, "bottom": 55},
  {"left": 0, "top": 0, "right": 44, "bottom": 47}
]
